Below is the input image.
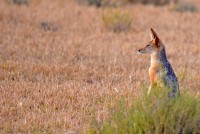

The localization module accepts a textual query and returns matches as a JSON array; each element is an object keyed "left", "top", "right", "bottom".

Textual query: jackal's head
[{"left": 138, "top": 28, "right": 164, "bottom": 54}]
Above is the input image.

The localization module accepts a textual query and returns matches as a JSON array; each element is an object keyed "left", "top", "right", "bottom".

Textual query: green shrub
[
  {"left": 88, "top": 87, "right": 200, "bottom": 134},
  {"left": 102, "top": 9, "right": 132, "bottom": 32}
]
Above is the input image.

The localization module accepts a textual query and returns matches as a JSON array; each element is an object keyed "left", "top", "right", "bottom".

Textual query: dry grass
[{"left": 0, "top": 0, "right": 200, "bottom": 133}]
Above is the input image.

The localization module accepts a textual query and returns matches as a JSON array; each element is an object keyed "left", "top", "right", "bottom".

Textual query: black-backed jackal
[{"left": 138, "top": 28, "right": 179, "bottom": 98}]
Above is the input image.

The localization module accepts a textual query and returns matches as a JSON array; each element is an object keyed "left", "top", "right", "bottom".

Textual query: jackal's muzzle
[{"left": 138, "top": 49, "right": 146, "bottom": 53}]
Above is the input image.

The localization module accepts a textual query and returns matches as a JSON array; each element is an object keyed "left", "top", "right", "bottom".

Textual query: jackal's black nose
[{"left": 138, "top": 49, "right": 145, "bottom": 54}]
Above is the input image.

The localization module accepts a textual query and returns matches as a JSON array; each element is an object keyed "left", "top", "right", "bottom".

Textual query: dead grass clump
[
  {"left": 76, "top": 0, "right": 179, "bottom": 7},
  {"left": 76, "top": 0, "right": 126, "bottom": 8},
  {"left": 88, "top": 0, "right": 102, "bottom": 7},
  {"left": 77, "top": 0, "right": 175, "bottom": 7},
  {"left": 102, "top": 9, "right": 132, "bottom": 32},
  {"left": 6, "top": 0, "right": 30, "bottom": 5},
  {"left": 171, "top": 3, "right": 198, "bottom": 13},
  {"left": 126, "top": 0, "right": 174, "bottom": 6},
  {"left": 76, "top": 0, "right": 102, "bottom": 7},
  {"left": 40, "top": 22, "right": 60, "bottom": 32}
]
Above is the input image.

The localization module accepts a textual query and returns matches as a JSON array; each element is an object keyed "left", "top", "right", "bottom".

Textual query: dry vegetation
[{"left": 0, "top": 0, "right": 200, "bottom": 133}]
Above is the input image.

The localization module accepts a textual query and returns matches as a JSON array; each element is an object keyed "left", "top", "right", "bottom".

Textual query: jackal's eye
[{"left": 146, "top": 45, "right": 151, "bottom": 47}]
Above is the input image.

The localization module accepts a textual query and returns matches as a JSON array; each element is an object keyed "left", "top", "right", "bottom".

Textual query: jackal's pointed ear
[
  {"left": 150, "top": 28, "right": 159, "bottom": 46},
  {"left": 150, "top": 28, "right": 159, "bottom": 40}
]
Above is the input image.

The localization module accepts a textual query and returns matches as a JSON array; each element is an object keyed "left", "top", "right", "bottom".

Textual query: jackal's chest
[{"left": 149, "top": 65, "right": 166, "bottom": 86}]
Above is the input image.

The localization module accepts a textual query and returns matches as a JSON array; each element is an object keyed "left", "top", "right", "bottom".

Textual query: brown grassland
[{"left": 0, "top": 0, "right": 200, "bottom": 133}]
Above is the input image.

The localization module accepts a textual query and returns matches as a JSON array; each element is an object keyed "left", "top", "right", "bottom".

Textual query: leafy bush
[
  {"left": 102, "top": 9, "right": 132, "bottom": 32},
  {"left": 88, "top": 87, "right": 200, "bottom": 134},
  {"left": 171, "top": 3, "right": 198, "bottom": 13}
]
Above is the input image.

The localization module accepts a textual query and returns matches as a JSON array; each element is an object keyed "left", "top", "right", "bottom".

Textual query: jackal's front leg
[
  {"left": 148, "top": 83, "right": 156, "bottom": 95},
  {"left": 149, "top": 67, "right": 156, "bottom": 95},
  {"left": 148, "top": 85, "right": 152, "bottom": 95}
]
